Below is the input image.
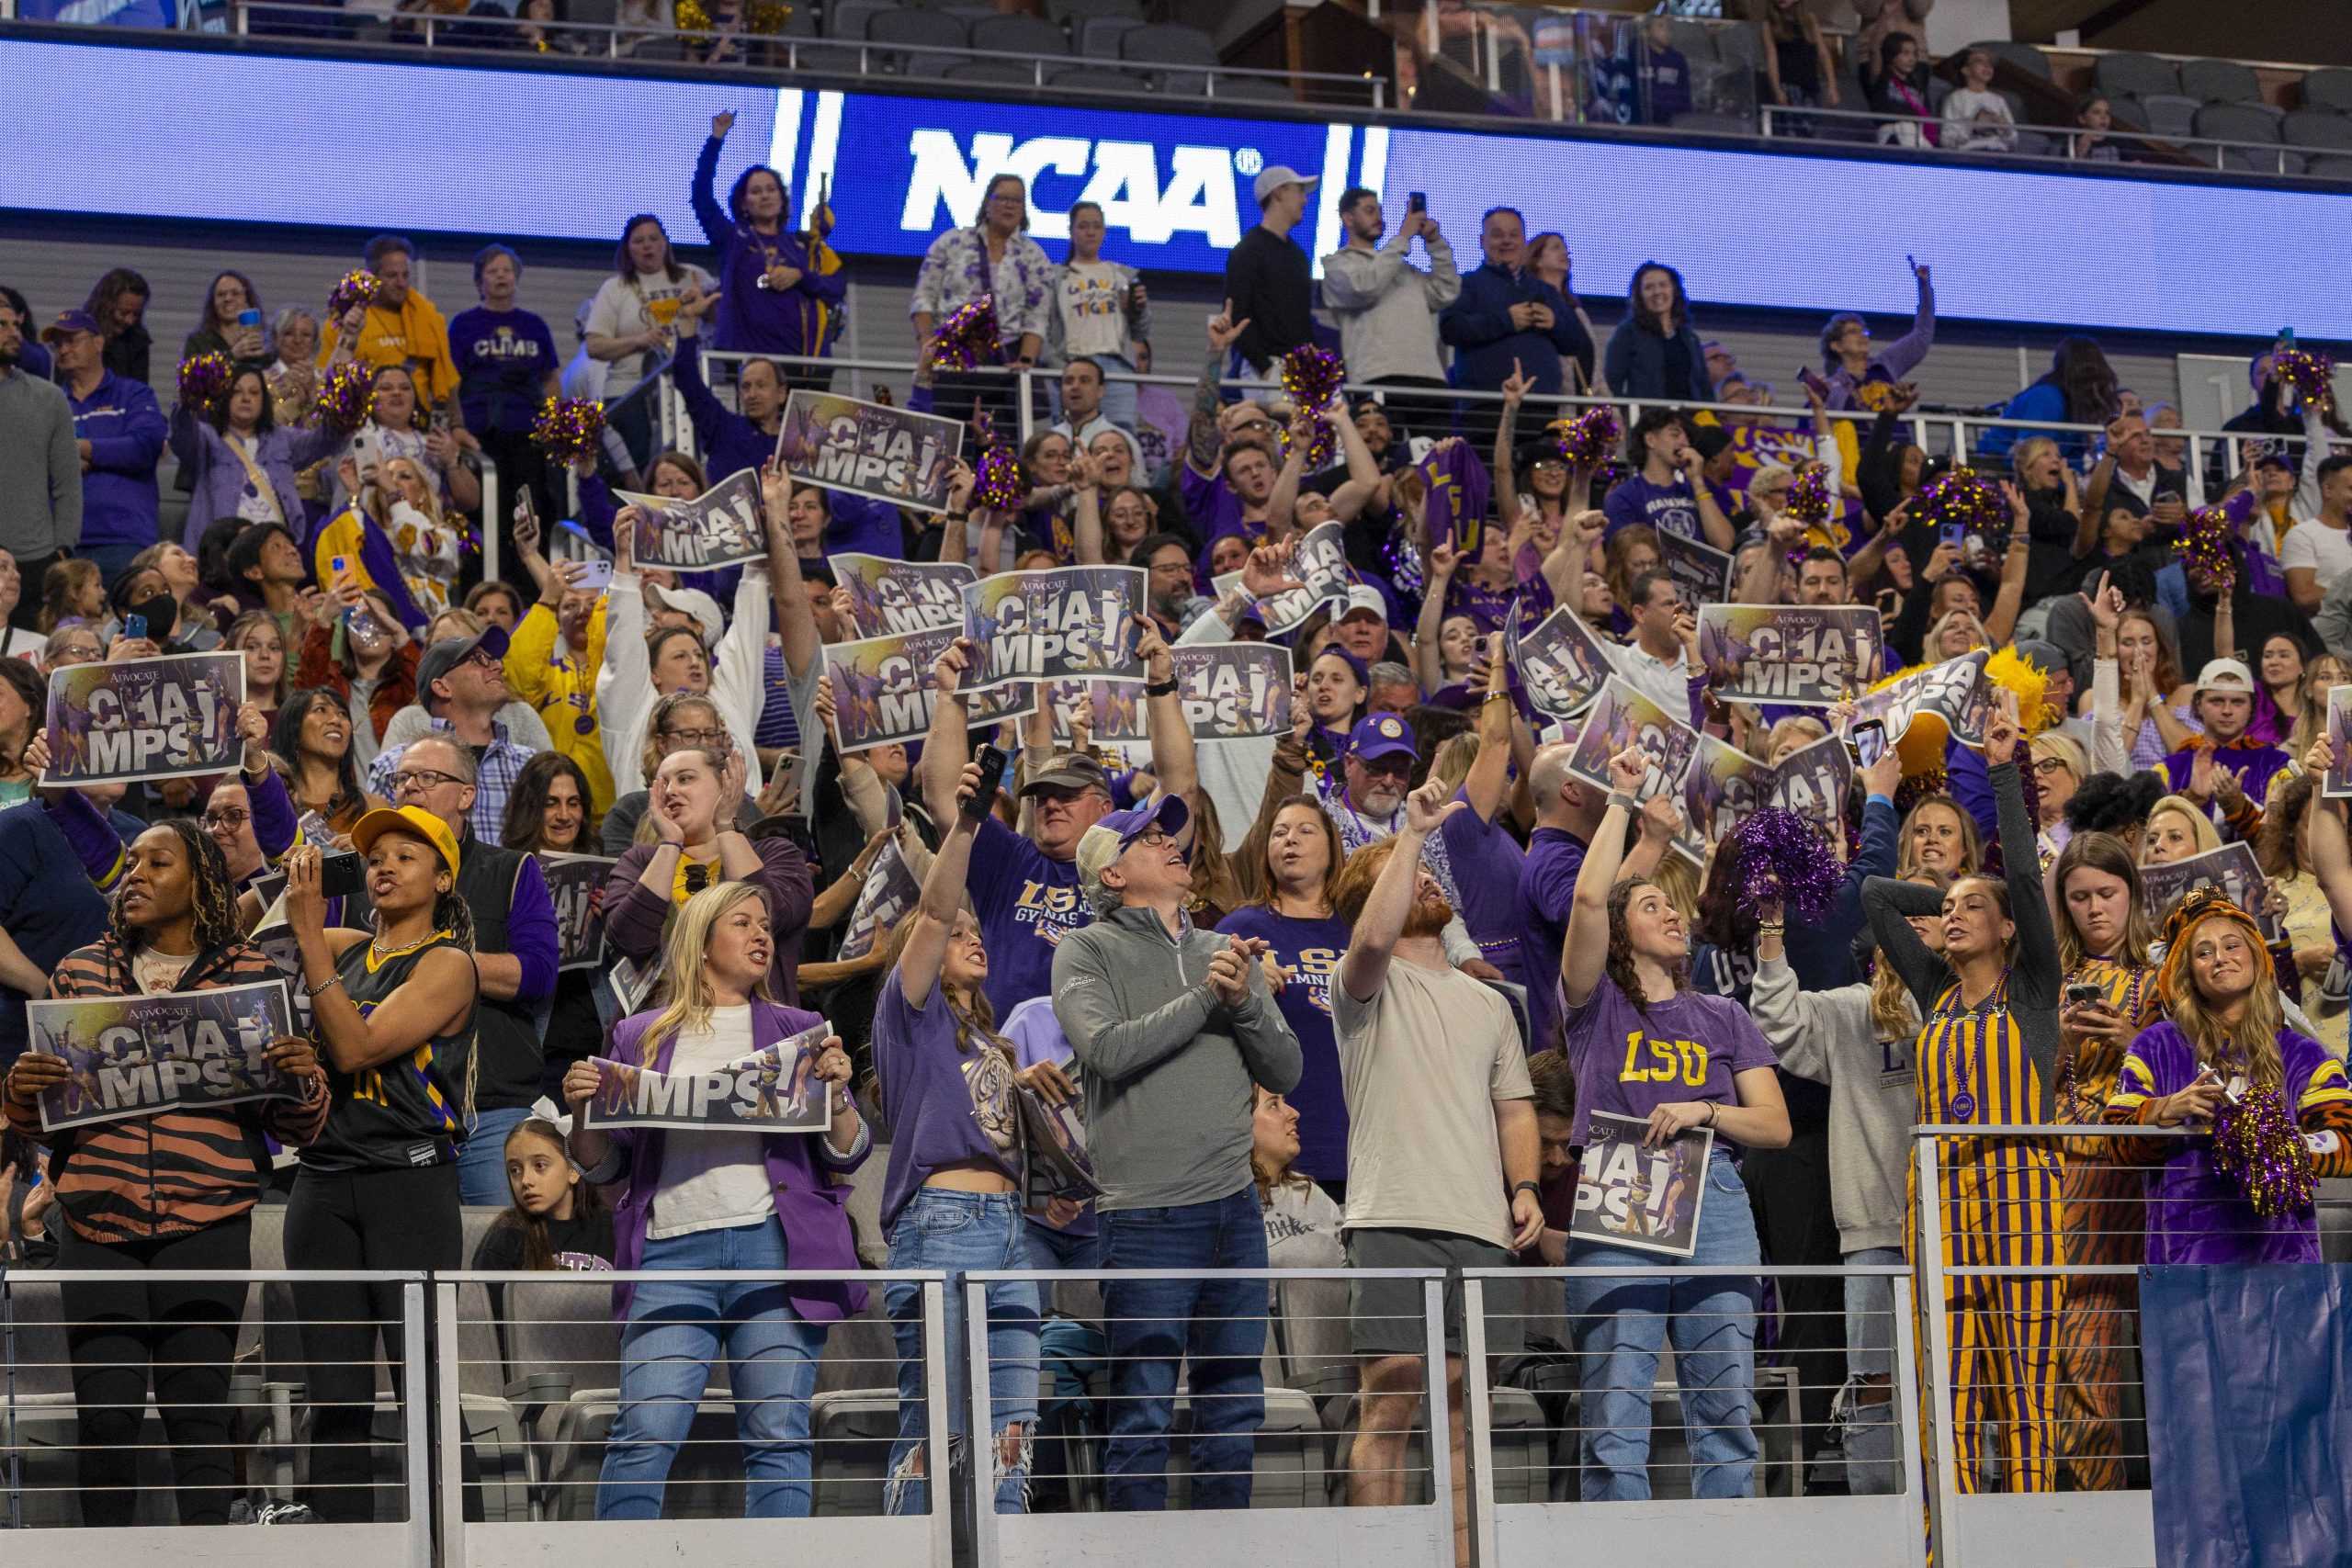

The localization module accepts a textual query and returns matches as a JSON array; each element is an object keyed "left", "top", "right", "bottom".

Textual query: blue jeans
[
  {"left": 596, "top": 1218, "right": 827, "bottom": 1519},
  {"left": 1840, "top": 1244, "right": 1904, "bottom": 1495},
  {"left": 1096, "top": 1186, "right": 1268, "bottom": 1511},
  {"left": 882, "top": 1189, "right": 1041, "bottom": 1517},
  {"left": 456, "top": 1105, "right": 536, "bottom": 1207},
  {"left": 1564, "top": 1152, "right": 1761, "bottom": 1501},
  {"left": 1023, "top": 1215, "right": 1098, "bottom": 1272}
]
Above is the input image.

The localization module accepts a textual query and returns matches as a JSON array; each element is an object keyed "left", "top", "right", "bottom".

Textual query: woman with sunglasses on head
[
  {"left": 2104, "top": 888, "right": 2352, "bottom": 1263},
  {"left": 564, "top": 882, "right": 865, "bottom": 1520},
  {"left": 2045, "top": 830, "right": 2159, "bottom": 1491},
  {"left": 1558, "top": 744, "right": 1791, "bottom": 1503},
  {"left": 602, "top": 743, "right": 812, "bottom": 1006},
  {"left": 1863, "top": 692, "right": 2068, "bottom": 1495},
  {"left": 2, "top": 818, "right": 327, "bottom": 1528},
  {"left": 278, "top": 811, "right": 480, "bottom": 1523}
]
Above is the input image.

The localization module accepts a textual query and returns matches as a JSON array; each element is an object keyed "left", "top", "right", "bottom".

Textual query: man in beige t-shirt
[{"left": 1328, "top": 779, "right": 1540, "bottom": 1567}]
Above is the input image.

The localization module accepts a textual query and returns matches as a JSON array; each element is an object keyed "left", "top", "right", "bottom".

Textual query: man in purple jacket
[{"left": 46, "top": 309, "right": 164, "bottom": 587}]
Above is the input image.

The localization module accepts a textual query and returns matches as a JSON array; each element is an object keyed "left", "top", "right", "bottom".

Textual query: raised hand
[
  {"left": 1241, "top": 538, "right": 1306, "bottom": 599},
  {"left": 1983, "top": 688, "right": 2022, "bottom": 767},
  {"left": 1500, "top": 357, "right": 1535, "bottom": 406},
  {"left": 1605, "top": 744, "right": 1651, "bottom": 797},
  {"left": 1204, "top": 942, "right": 1251, "bottom": 1006},
  {"left": 1134, "top": 615, "right": 1173, "bottom": 684},
  {"left": 712, "top": 108, "right": 736, "bottom": 138},
  {"left": 1205, "top": 299, "right": 1250, "bottom": 355},
  {"left": 2084, "top": 570, "right": 2121, "bottom": 631},
  {"left": 1638, "top": 793, "right": 1682, "bottom": 844},
  {"left": 759, "top": 458, "right": 792, "bottom": 529},
  {"left": 930, "top": 636, "right": 976, "bottom": 696},
  {"left": 1403, "top": 773, "right": 1465, "bottom": 837},
  {"left": 1426, "top": 539, "right": 1462, "bottom": 581}
]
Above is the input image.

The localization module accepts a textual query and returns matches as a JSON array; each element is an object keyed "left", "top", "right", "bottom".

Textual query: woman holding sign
[
  {"left": 870, "top": 755, "right": 1068, "bottom": 1517},
  {"left": 1557, "top": 745, "right": 1791, "bottom": 1502},
  {"left": 279, "top": 809, "right": 480, "bottom": 1522},
  {"left": 1863, "top": 693, "right": 2070, "bottom": 1495},
  {"left": 3, "top": 819, "right": 329, "bottom": 1527},
  {"left": 562, "top": 881, "right": 865, "bottom": 1519}
]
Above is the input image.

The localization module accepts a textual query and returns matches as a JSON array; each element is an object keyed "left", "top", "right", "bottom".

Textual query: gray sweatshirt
[
  {"left": 0, "top": 367, "right": 82, "bottom": 558},
  {"left": 1747, "top": 955, "right": 1917, "bottom": 1255},
  {"left": 1052, "top": 902, "right": 1303, "bottom": 1213},
  {"left": 1318, "top": 230, "right": 1461, "bottom": 384}
]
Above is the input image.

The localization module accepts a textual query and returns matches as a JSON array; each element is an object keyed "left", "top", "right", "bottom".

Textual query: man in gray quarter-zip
[
  {"left": 1052, "top": 792, "right": 1302, "bottom": 1512},
  {"left": 0, "top": 299, "right": 82, "bottom": 632}
]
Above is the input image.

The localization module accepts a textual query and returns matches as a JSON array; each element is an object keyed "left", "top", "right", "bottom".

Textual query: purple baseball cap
[
  {"left": 40, "top": 309, "right": 99, "bottom": 344},
  {"left": 1348, "top": 711, "right": 1418, "bottom": 763},
  {"left": 1074, "top": 792, "right": 1191, "bottom": 908}
]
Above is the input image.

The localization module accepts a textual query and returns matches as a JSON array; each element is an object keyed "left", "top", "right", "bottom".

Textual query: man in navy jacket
[
  {"left": 46, "top": 310, "right": 164, "bottom": 588},
  {"left": 1438, "top": 207, "right": 1592, "bottom": 448}
]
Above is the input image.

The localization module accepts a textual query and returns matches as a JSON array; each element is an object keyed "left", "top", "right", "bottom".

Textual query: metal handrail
[
  {"left": 201, "top": 0, "right": 1380, "bottom": 105},
  {"left": 1758, "top": 101, "right": 2334, "bottom": 178}
]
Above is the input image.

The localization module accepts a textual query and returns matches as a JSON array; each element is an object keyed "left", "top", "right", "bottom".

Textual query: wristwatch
[
  {"left": 1511, "top": 1179, "right": 1541, "bottom": 1200},
  {"left": 1144, "top": 678, "right": 1178, "bottom": 697}
]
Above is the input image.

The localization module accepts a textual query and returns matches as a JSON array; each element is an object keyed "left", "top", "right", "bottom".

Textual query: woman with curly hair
[
  {"left": 503, "top": 750, "right": 606, "bottom": 1099},
  {"left": 1557, "top": 742, "right": 1791, "bottom": 1502},
  {"left": 1, "top": 818, "right": 329, "bottom": 1526}
]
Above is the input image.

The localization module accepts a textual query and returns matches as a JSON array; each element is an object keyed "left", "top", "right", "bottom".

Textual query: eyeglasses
[
  {"left": 390, "top": 768, "right": 467, "bottom": 794},
  {"left": 662, "top": 728, "right": 727, "bottom": 747},
  {"left": 1131, "top": 826, "right": 1173, "bottom": 848},
  {"left": 200, "top": 808, "right": 250, "bottom": 830},
  {"left": 1229, "top": 417, "right": 1274, "bottom": 434},
  {"left": 468, "top": 648, "right": 502, "bottom": 670},
  {"left": 2031, "top": 757, "right": 2074, "bottom": 777}
]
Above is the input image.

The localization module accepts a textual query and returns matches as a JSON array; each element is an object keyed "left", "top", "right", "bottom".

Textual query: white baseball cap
[
  {"left": 2194, "top": 657, "right": 2255, "bottom": 695},
  {"left": 1251, "top": 164, "right": 1319, "bottom": 205},
  {"left": 1338, "top": 584, "right": 1387, "bottom": 624}
]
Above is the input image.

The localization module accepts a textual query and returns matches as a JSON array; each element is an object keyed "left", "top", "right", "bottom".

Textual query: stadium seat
[
  {"left": 1210, "top": 74, "right": 1299, "bottom": 104},
  {"left": 868, "top": 6, "right": 965, "bottom": 73},
  {"left": 809, "top": 1389, "right": 900, "bottom": 1514},
  {"left": 825, "top": 0, "right": 888, "bottom": 39},
  {"left": 2178, "top": 57, "right": 2263, "bottom": 105},
  {"left": 1165, "top": 1386, "right": 1329, "bottom": 1509},
  {"left": 970, "top": 12, "right": 1069, "bottom": 60},
  {"left": 2137, "top": 93, "right": 2203, "bottom": 141},
  {"left": 1120, "top": 20, "right": 1219, "bottom": 96},
  {"left": 2093, "top": 52, "right": 2179, "bottom": 103},
  {"left": 1047, "top": 0, "right": 1142, "bottom": 24},
  {"left": 503, "top": 1277, "right": 623, "bottom": 1519},
  {"left": 945, "top": 58, "right": 1047, "bottom": 88},
  {"left": 2196, "top": 102, "right": 2286, "bottom": 170},
  {"left": 1075, "top": 13, "right": 1140, "bottom": 60},
  {"left": 2304, "top": 67, "right": 2352, "bottom": 114},
  {"left": 2106, "top": 96, "right": 2150, "bottom": 132},
  {"left": 2306, "top": 153, "right": 2352, "bottom": 180},
  {"left": 2320, "top": 1179, "right": 2352, "bottom": 1262},
  {"left": 2283, "top": 108, "right": 2352, "bottom": 152},
  {"left": 1967, "top": 39, "right": 2052, "bottom": 80}
]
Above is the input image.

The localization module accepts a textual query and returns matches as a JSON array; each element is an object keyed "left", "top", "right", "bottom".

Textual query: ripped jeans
[{"left": 883, "top": 1188, "right": 1042, "bottom": 1515}]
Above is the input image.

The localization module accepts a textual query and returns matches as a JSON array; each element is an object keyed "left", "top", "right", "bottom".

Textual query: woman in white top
[
  {"left": 0, "top": 549, "right": 39, "bottom": 664},
  {"left": 583, "top": 214, "right": 713, "bottom": 468},
  {"left": 1046, "top": 199, "right": 1149, "bottom": 433},
  {"left": 338, "top": 366, "right": 481, "bottom": 515},
  {"left": 563, "top": 881, "right": 866, "bottom": 1519},
  {"left": 1940, "top": 49, "right": 2018, "bottom": 153},
  {"left": 598, "top": 498, "right": 776, "bottom": 801}
]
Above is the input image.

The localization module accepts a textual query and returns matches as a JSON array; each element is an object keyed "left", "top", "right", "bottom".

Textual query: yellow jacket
[
  {"left": 320, "top": 290, "right": 460, "bottom": 411},
  {"left": 505, "top": 596, "right": 615, "bottom": 814}
]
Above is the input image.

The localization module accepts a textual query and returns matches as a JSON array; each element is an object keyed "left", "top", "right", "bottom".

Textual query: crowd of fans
[{"left": 4, "top": 82, "right": 2352, "bottom": 1546}]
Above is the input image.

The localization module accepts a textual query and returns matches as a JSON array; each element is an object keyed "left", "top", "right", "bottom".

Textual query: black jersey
[{"left": 300, "top": 931, "right": 477, "bottom": 1174}]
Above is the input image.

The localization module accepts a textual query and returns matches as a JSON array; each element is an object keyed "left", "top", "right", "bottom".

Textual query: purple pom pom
[
  {"left": 316, "top": 360, "right": 375, "bottom": 434},
  {"left": 931, "top": 296, "right": 1001, "bottom": 373},
  {"left": 326, "top": 269, "right": 381, "bottom": 320},
  {"left": 530, "top": 397, "right": 606, "bottom": 465},
  {"left": 2211, "top": 1081, "right": 2317, "bottom": 1220},
  {"left": 1550, "top": 405, "right": 1620, "bottom": 469},
  {"left": 1726, "top": 807, "right": 1844, "bottom": 923},
  {"left": 176, "top": 352, "right": 233, "bottom": 415},
  {"left": 974, "top": 445, "right": 1026, "bottom": 511},
  {"left": 1786, "top": 462, "right": 1833, "bottom": 527}
]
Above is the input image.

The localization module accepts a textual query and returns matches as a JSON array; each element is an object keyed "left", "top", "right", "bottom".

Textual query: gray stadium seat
[
  {"left": 2304, "top": 67, "right": 2352, "bottom": 114},
  {"left": 2094, "top": 52, "right": 2179, "bottom": 103},
  {"left": 2283, "top": 108, "right": 2352, "bottom": 152},
  {"left": 2107, "top": 96, "right": 2150, "bottom": 132},
  {"left": 1075, "top": 13, "right": 1139, "bottom": 60},
  {"left": 2013, "top": 129, "right": 2058, "bottom": 157},
  {"left": 2138, "top": 93, "right": 2202, "bottom": 141},
  {"left": 1120, "top": 20, "right": 1219, "bottom": 95},
  {"left": 503, "top": 1277, "right": 624, "bottom": 1519},
  {"left": 945, "top": 58, "right": 1046, "bottom": 88},
  {"left": 2320, "top": 1179, "right": 2352, "bottom": 1262},
  {"left": 2197, "top": 102, "right": 2286, "bottom": 171},
  {"left": 809, "top": 1389, "right": 899, "bottom": 1514},
  {"left": 1166, "top": 1386, "right": 1329, "bottom": 1508},
  {"left": 2179, "top": 56, "right": 2263, "bottom": 105},
  {"left": 825, "top": 0, "right": 888, "bottom": 39},
  {"left": 970, "top": 11, "right": 1068, "bottom": 59},
  {"left": 2305, "top": 153, "right": 2352, "bottom": 180},
  {"left": 1967, "top": 39, "right": 2051, "bottom": 80},
  {"left": 868, "top": 6, "right": 963, "bottom": 73},
  {"left": 1047, "top": 0, "right": 1141, "bottom": 23}
]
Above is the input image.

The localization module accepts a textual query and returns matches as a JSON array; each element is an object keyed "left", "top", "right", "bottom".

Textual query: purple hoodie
[
  {"left": 1822, "top": 270, "right": 1935, "bottom": 412},
  {"left": 691, "top": 135, "right": 846, "bottom": 360}
]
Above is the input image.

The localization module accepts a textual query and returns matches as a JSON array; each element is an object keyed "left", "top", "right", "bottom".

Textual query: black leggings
[
  {"left": 57, "top": 1214, "right": 253, "bottom": 1527},
  {"left": 286, "top": 1163, "right": 461, "bottom": 1523}
]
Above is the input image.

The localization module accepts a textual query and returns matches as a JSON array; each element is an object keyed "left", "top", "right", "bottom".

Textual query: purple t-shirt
[
  {"left": 448, "top": 306, "right": 560, "bottom": 434},
  {"left": 1216, "top": 905, "right": 1351, "bottom": 1181},
  {"left": 1439, "top": 794, "right": 1529, "bottom": 994},
  {"left": 2114, "top": 1021, "right": 2350, "bottom": 1266},
  {"left": 1560, "top": 973, "right": 1780, "bottom": 1145},
  {"left": 873, "top": 965, "right": 1023, "bottom": 1232},
  {"left": 965, "top": 816, "right": 1090, "bottom": 1018},
  {"left": 1516, "top": 826, "right": 1586, "bottom": 1055},
  {"left": 1602, "top": 471, "right": 1701, "bottom": 542}
]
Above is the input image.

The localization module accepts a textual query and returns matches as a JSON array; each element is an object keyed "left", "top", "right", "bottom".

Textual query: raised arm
[
  {"left": 1338, "top": 777, "right": 1463, "bottom": 1004},
  {"left": 1136, "top": 620, "right": 1196, "bottom": 845},
  {"left": 2303, "top": 736, "right": 2352, "bottom": 942},
  {"left": 285, "top": 851, "right": 475, "bottom": 1072},
  {"left": 1862, "top": 874, "right": 1951, "bottom": 1014},
  {"left": 1461, "top": 638, "right": 1515, "bottom": 823},
  {"left": 895, "top": 758, "right": 985, "bottom": 1007},
  {"left": 918, "top": 636, "right": 980, "bottom": 826},
  {"left": 1560, "top": 745, "right": 1650, "bottom": 1010},
  {"left": 759, "top": 460, "right": 821, "bottom": 681}
]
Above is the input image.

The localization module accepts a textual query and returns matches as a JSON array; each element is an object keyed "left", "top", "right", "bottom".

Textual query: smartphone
[
  {"left": 1408, "top": 190, "right": 1426, "bottom": 212},
  {"left": 966, "top": 743, "right": 1009, "bottom": 822},
  {"left": 319, "top": 850, "right": 366, "bottom": 900},
  {"left": 570, "top": 557, "right": 616, "bottom": 593},
  {"left": 2065, "top": 982, "right": 2105, "bottom": 1006},
  {"left": 330, "top": 555, "right": 349, "bottom": 581},
  {"left": 1939, "top": 521, "right": 1966, "bottom": 550},
  {"left": 1850, "top": 718, "right": 1887, "bottom": 770},
  {"left": 122, "top": 613, "right": 146, "bottom": 641}
]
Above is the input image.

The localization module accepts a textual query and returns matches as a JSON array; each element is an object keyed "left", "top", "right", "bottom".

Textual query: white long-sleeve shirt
[
  {"left": 598, "top": 567, "right": 771, "bottom": 797},
  {"left": 1318, "top": 230, "right": 1462, "bottom": 384}
]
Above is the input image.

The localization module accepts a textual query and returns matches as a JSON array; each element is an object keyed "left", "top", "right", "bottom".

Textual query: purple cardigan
[
  {"left": 599, "top": 1003, "right": 868, "bottom": 1321},
  {"left": 169, "top": 404, "right": 343, "bottom": 546},
  {"left": 602, "top": 836, "right": 814, "bottom": 1008}
]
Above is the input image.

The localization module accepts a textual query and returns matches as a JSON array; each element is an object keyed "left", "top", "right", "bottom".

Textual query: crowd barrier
[{"left": 7, "top": 1132, "right": 2342, "bottom": 1565}]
